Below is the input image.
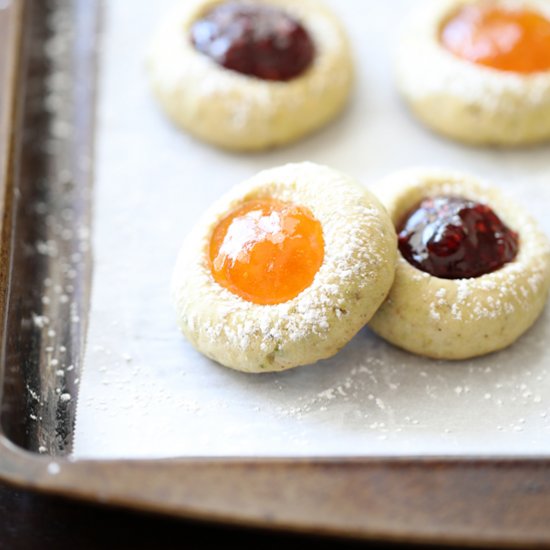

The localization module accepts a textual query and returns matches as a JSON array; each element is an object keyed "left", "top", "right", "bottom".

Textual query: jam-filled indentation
[
  {"left": 441, "top": 4, "right": 550, "bottom": 74},
  {"left": 397, "top": 196, "right": 519, "bottom": 279},
  {"left": 210, "top": 198, "right": 325, "bottom": 304},
  {"left": 191, "top": 1, "right": 315, "bottom": 81}
]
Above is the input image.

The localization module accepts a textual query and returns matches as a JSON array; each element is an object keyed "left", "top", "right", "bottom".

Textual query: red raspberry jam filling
[
  {"left": 397, "top": 196, "right": 519, "bottom": 279},
  {"left": 190, "top": 1, "right": 315, "bottom": 81}
]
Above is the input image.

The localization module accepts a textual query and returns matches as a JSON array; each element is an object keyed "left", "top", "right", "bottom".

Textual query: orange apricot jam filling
[
  {"left": 209, "top": 199, "right": 325, "bottom": 305},
  {"left": 440, "top": 3, "right": 550, "bottom": 74}
]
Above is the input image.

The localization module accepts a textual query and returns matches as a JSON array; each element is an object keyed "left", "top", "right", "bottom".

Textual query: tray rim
[
  {"left": 1, "top": 0, "right": 550, "bottom": 547},
  {"left": 2, "top": 437, "right": 550, "bottom": 548}
]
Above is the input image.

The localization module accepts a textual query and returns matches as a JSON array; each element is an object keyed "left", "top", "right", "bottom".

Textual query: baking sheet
[{"left": 73, "top": 0, "right": 550, "bottom": 459}]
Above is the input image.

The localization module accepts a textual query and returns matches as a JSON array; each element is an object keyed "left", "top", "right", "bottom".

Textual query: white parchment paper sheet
[{"left": 74, "top": 0, "right": 550, "bottom": 458}]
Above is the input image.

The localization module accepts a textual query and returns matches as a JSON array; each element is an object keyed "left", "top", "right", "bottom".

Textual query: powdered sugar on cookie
[
  {"left": 396, "top": 0, "right": 550, "bottom": 145},
  {"left": 172, "top": 162, "right": 397, "bottom": 372},
  {"left": 370, "top": 168, "right": 550, "bottom": 360}
]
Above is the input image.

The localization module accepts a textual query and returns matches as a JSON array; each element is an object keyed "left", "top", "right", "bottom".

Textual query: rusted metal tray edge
[{"left": 2, "top": 439, "right": 550, "bottom": 548}]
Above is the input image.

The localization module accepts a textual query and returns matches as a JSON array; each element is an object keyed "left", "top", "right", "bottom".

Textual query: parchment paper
[{"left": 73, "top": 0, "right": 550, "bottom": 459}]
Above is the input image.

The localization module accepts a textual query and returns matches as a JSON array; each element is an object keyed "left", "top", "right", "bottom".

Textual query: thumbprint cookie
[
  {"left": 171, "top": 162, "right": 396, "bottom": 372},
  {"left": 147, "top": 0, "right": 354, "bottom": 151},
  {"left": 396, "top": 0, "right": 550, "bottom": 146},
  {"left": 369, "top": 168, "right": 550, "bottom": 359}
]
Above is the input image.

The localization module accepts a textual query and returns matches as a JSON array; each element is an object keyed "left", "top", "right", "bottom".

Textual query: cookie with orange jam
[
  {"left": 171, "top": 162, "right": 396, "bottom": 372},
  {"left": 396, "top": 0, "right": 550, "bottom": 145},
  {"left": 369, "top": 168, "right": 550, "bottom": 360},
  {"left": 147, "top": 0, "right": 353, "bottom": 151}
]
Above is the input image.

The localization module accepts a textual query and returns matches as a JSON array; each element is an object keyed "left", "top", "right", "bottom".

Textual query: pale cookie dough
[
  {"left": 396, "top": 0, "right": 550, "bottom": 146},
  {"left": 171, "top": 162, "right": 396, "bottom": 373},
  {"left": 369, "top": 168, "right": 550, "bottom": 360},
  {"left": 147, "top": 0, "right": 353, "bottom": 151}
]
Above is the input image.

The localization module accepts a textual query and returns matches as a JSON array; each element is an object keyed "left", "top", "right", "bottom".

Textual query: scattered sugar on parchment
[{"left": 47, "top": 462, "right": 60, "bottom": 475}]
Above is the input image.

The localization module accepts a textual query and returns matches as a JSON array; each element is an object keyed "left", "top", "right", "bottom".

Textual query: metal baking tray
[{"left": 1, "top": 0, "right": 550, "bottom": 547}]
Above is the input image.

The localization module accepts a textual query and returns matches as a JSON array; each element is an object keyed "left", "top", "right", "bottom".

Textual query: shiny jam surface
[
  {"left": 397, "top": 196, "right": 519, "bottom": 279},
  {"left": 209, "top": 199, "right": 325, "bottom": 305},
  {"left": 190, "top": 1, "right": 315, "bottom": 81},
  {"left": 441, "top": 4, "right": 550, "bottom": 73}
]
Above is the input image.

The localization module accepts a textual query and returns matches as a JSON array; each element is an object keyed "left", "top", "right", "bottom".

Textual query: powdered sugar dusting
[
  {"left": 381, "top": 169, "right": 550, "bottom": 330},
  {"left": 172, "top": 163, "right": 395, "bottom": 371},
  {"left": 146, "top": 0, "right": 352, "bottom": 147},
  {"left": 75, "top": 0, "right": 550, "bottom": 459},
  {"left": 395, "top": 0, "right": 550, "bottom": 145},
  {"left": 397, "top": 0, "right": 550, "bottom": 110}
]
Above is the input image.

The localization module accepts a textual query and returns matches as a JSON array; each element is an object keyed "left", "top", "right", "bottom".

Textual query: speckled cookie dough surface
[
  {"left": 147, "top": 0, "right": 354, "bottom": 151},
  {"left": 171, "top": 162, "right": 396, "bottom": 372},
  {"left": 369, "top": 168, "right": 550, "bottom": 360},
  {"left": 396, "top": 0, "right": 550, "bottom": 146}
]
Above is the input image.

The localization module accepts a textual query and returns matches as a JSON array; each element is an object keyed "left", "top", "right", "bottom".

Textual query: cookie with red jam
[
  {"left": 369, "top": 168, "right": 550, "bottom": 360},
  {"left": 147, "top": 0, "right": 353, "bottom": 151}
]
